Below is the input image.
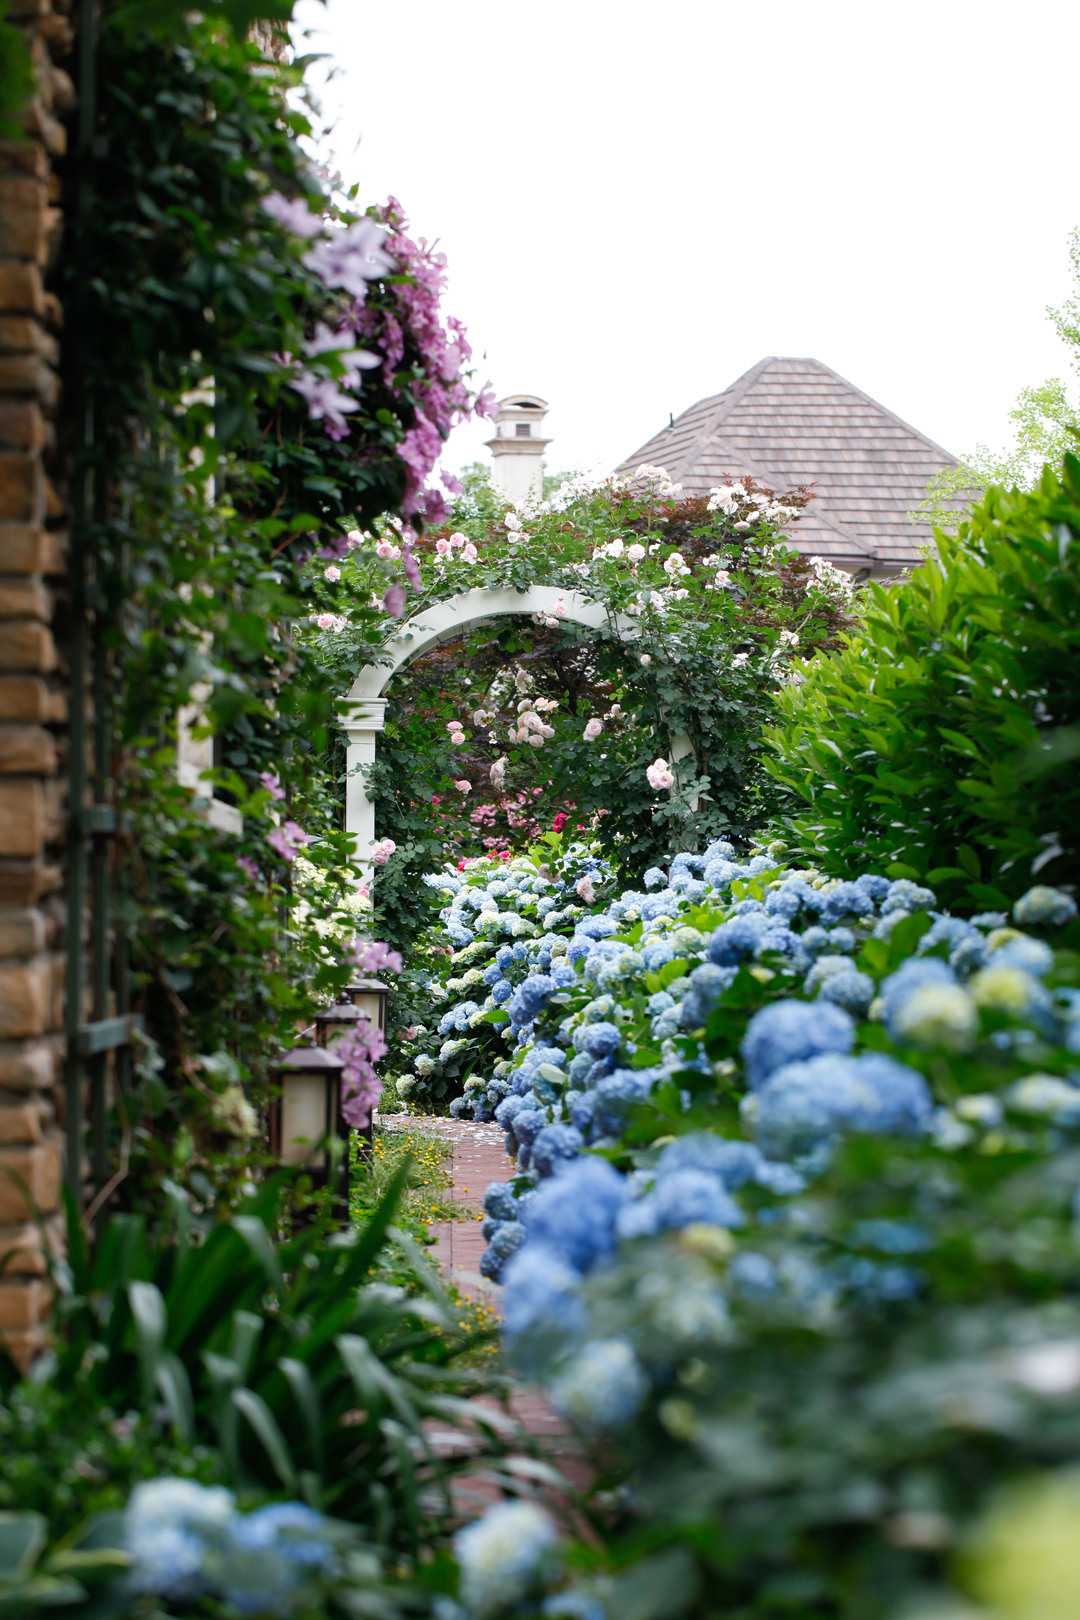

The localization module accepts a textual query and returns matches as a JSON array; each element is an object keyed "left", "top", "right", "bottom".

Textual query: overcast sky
[{"left": 292, "top": 0, "right": 1080, "bottom": 481}]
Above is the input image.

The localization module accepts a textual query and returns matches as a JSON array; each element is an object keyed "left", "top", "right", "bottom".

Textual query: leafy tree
[{"left": 917, "top": 228, "right": 1080, "bottom": 526}]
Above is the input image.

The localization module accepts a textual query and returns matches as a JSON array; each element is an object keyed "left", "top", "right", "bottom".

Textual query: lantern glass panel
[
  {"left": 279, "top": 1073, "right": 331, "bottom": 1167},
  {"left": 353, "top": 992, "right": 383, "bottom": 1028}
]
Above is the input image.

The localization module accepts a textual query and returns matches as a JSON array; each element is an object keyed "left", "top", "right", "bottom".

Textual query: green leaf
[
  {"left": 887, "top": 911, "right": 934, "bottom": 965},
  {"left": 278, "top": 1358, "right": 325, "bottom": 1478},
  {"left": 128, "top": 1281, "right": 166, "bottom": 1403},
  {"left": 957, "top": 844, "right": 982, "bottom": 878},
  {"left": 231, "top": 1388, "right": 297, "bottom": 1491},
  {"left": 155, "top": 1352, "right": 195, "bottom": 1443},
  {"left": 0, "top": 1514, "right": 45, "bottom": 1579}
]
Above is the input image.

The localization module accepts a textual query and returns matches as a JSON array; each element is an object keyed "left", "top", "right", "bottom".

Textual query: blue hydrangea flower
[
  {"left": 882, "top": 879, "right": 936, "bottom": 915},
  {"left": 1014, "top": 885, "right": 1078, "bottom": 928},
  {"left": 574, "top": 1021, "right": 621, "bottom": 1059},
  {"left": 125, "top": 1478, "right": 235, "bottom": 1599},
  {"left": 750, "top": 1052, "right": 932, "bottom": 1159},
  {"left": 454, "top": 1500, "right": 558, "bottom": 1618},
  {"left": 819, "top": 881, "right": 873, "bottom": 923},
  {"left": 618, "top": 1169, "right": 744, "bottom": 1239},
  {"left": 708, "top": 914, "right": 769, "bottom": 965},
  {"left": 741, "top": 998, "right": 855, "bottom": 1089},
  {"left": 994, "top": 936, "right": 1054, "bottom": 977},
  {"left": 853, "top": 873, "right": 890, "bottom": 903},
  {"left": 510, "top": 1107, "right": 547, "bottom": 1150},
  {"left": 819, "top": 969, "right": 875, "bottom": 1017},
  {"left": 484, "top": 1181, "right": 518, "bottom": 1222},
  {"left": 219, "top": 1503, "right": 333, "bottom": 1617},
  {"left": 575, "top": 915, "right": 619, "bottom": 941},
  {"left": 532, "top": 1123, "right": 585, "bottom": 1178},
  {"left": 508, "top": 974, "right": 558, "bottom": 1028},
  {"left": 522, "top": 1157, "right": 629, "bottom": 1271},
  {"left": 592, "top": 1069, "right": 655, "bottom": 1136},
  {"left": 880, "top": 957, "right": 957, "bottom": 1032},
  {"left": 654, "top": 1133, "right": 765, "bottom": 1189},
  {"left": 480, "top": 1220, "right": 527, "bottom": 1279},
  {"left": 568, "top": 1091, "right": 597, "bottom": 1134},
  {"left": 552, "top": 1337, "right": 649, "bottom": 1430},
  {"left": 502, "top": 1243, "right": 587, "bottom": 1364}
]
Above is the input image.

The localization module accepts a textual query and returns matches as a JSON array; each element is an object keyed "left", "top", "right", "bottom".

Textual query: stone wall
[{"left": 0, "top": 0, "right": 73, "bottom": 1366}]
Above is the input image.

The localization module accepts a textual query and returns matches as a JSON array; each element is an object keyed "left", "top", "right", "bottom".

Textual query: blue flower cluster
[
  {"left": 397, "top": 846, "right": 613, "bottom": 1115},
  {"left": 474, "top": 855, "right": 1078, "bottom": 1334},
  {"left": 124, "top": 1478, "right": 334, "bottom": 1615}
]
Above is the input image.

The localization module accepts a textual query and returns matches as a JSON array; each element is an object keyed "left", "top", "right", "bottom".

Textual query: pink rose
[
  {"left": 324, "top": 564, "right": 341, "bottom": 582},
  {"left": 435, "top": 537, "right": 452, "bottom": 556},
  {"left": 453, "top": 779, "right": 471, "bottom": 794},
  {"left": 583, "top": 718, "right": 603, "bottom": 741},
  {"left": 575, "top": 875, "right": 596, "bottom": 904},
  {"left": 371, "top": 837, "right": 397, "bottom": 866},
  {"left": 646, "top": 757, "right": 675, "bottom": 791}
]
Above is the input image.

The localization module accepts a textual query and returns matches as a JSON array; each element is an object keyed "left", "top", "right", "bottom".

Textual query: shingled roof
[{"left": 616, "top": 357, "right": 962, "bottom": 572}]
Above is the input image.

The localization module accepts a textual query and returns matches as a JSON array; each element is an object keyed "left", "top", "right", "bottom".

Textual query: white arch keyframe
[{"left": 339, "top": 585, "right": 692, "bottom": 867}]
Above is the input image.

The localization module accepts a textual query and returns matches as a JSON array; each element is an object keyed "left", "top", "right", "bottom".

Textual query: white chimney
[{"left": 485, "top": 394, "right": 551, "bottom": 505}]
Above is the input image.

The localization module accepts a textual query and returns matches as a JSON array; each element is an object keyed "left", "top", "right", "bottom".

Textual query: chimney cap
[{"left": 495, "top": 393, "right": 549, "bottom": 414}]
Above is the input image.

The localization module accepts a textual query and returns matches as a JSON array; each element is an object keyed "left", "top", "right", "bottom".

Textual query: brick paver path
[{"left": 377, "top": 1113, "right": 588, "bottom": 1476}]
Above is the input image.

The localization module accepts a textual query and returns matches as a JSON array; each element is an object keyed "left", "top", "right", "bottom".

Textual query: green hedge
[{"left": 763, "top": 453, "right": 1080, "bottom": 907}]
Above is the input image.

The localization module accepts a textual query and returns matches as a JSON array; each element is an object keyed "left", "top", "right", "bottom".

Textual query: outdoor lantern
[
  {"left": 344, "top": 977, "right": 390, "bottom": 1033},
  {"left": 314, "top": 1000, "right": 364, "bottom": 1050},
  {"left": 268, "top": 1044, "right": 344, "bottom": 1174}
]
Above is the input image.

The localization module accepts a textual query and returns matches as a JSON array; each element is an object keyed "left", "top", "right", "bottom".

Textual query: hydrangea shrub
[{"left": 448, "top": 840, "right": 1080, "bottom": 1618}]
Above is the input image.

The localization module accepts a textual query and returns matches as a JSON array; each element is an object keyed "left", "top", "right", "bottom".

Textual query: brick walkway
[{"left": 376, "top": 1113, "right": 588, "bottom": 1482}]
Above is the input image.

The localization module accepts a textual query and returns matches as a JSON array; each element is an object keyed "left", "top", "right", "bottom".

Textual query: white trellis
[{"left": 338, "top": 585, "right": 693, "bottom": 869}]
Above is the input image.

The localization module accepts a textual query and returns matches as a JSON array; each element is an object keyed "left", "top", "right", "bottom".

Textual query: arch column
[{"left": 341, "top": 698, "right": 387, "bottom": 866}]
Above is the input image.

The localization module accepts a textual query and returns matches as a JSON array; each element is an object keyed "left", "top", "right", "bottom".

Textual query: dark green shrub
[{"left": 763, "top": 453, "right": 1080, "bottom": 906}]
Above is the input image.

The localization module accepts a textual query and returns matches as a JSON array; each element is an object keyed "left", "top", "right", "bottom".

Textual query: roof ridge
[
  {"left": 675, "top": 356, "right": 775, "bottom": 473},
  {"left": 792, "top": 357, "right": 959, "bottom": 465}
]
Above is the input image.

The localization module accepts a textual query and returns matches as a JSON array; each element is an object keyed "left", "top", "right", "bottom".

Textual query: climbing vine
[{"left": 72, "top": 10, "right": 488, "bottom": 1202}]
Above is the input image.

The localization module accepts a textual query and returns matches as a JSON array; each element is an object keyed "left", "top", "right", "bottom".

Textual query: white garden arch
[{"left": 338, "top": 585, "right": 693, "bottom": 867}]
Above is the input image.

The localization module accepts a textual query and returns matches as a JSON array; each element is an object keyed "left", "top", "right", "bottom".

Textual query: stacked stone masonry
[{"left": 0, "top": 0, "right": 74, "bottom": 1366}]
